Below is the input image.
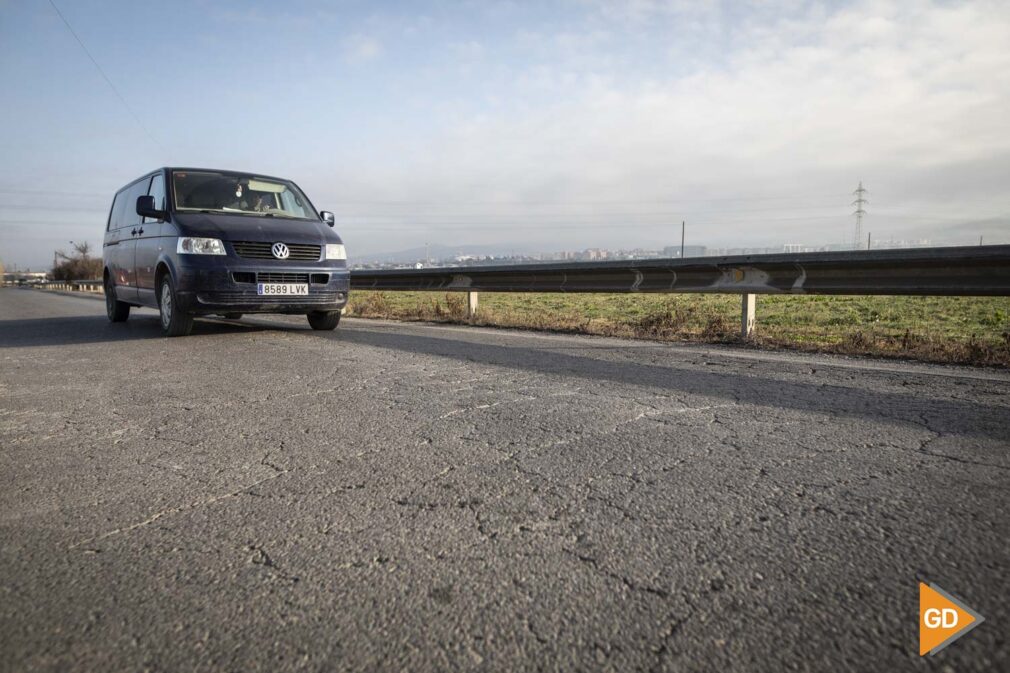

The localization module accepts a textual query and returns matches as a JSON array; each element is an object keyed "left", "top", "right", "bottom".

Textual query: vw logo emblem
[{"left": 271, "top": 242, "right": 290, "bottom": 260}]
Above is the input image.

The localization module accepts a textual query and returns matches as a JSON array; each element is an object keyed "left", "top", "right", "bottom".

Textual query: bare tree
[{"left": 52, "top": 243, "right": 101, "bottom": 281}]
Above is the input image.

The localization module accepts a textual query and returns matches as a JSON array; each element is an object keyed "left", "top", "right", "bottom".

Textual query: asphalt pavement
[{"left": 1, "top": 287, "right": 1007, "bottom": 672}]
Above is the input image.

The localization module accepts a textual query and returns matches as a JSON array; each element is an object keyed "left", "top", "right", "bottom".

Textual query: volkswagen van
[{"left": 102, "top": 168, "right": 348, "bottom": 336}]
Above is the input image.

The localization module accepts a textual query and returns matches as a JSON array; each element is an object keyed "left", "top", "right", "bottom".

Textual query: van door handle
[
  {"left": 131, "top": 228, "right": 137, "bottom": 236},
  {"left": 137, "top": 227, "right": 144, "bottom": 235}
]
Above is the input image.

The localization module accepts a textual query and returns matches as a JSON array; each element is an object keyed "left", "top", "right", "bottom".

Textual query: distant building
[
  {"left": 3, "top": 271, "right": 48, "bottom": 284},
  {"left": 662, "top": 245, "right": 707, "bottom": 258},
  {"left": 870, "top": 238, "right": 932, "bottom": 250}
]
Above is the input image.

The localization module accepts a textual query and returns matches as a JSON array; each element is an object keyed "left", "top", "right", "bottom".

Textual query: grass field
[{"left": 346, "top": 291, "right": 1010, "bottom": 366}]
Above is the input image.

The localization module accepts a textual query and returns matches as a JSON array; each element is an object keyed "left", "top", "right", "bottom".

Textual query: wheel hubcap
[{"left": 160, "top": 283, "right": 172, "bottom": 328}]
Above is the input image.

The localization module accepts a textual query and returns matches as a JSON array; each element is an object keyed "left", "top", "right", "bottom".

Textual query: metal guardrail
[
  {"left": 350, "top": 245, "right": 1010, "bottom": 295},
  {"left": 34, "top": 247, "right": 1008, "bottom": 339},
  {"left": 350, "top": 245, "right": 1010, "bottom": 338}
]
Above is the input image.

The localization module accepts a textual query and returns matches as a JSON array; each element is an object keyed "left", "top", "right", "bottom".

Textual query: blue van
[{"left": 102, "top": 168, "right": 349, "bottom": 336}]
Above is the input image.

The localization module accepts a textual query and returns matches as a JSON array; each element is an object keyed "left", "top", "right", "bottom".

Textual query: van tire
[
  {"left": 307, "top": 311, "right": 340, "bottom": 330},
  {"left": 159, "top": 275, "right": 194, "bottom": 337},
  {"left": 105, "top": 278, "right": 130, "bottom": 322}
]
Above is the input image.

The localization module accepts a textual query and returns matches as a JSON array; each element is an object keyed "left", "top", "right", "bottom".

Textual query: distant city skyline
[
  {"left": 2, "top": 1, "right": 1010, "bottom": 269},
  {"left": 349, "top": 236, "right": 942, "bottom": 270}
]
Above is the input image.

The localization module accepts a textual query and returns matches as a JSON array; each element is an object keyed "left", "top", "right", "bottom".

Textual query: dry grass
[{"left": 346, "top": 291, "right": 1010, "bottom": 367}]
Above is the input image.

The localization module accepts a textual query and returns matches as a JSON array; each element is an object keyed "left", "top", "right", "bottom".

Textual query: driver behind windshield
[{"left": 254, "top": 193, "right": 277, "bottom": 211}]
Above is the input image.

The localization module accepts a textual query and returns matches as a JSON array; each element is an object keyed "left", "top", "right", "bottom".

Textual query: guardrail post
[
  {"left": 467, "top": 291, "right": 479, "bottom": 318},
  {"left": 741, "top": 293, "right": 756, "bottom": 339}
]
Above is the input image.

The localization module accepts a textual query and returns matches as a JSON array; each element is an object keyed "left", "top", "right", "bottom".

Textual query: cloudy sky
[{"left": 1, "top": 0, "right": 1008, "bottom": 268}]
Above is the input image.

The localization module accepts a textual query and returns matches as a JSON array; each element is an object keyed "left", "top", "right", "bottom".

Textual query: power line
[
  {"left": 331, "top": 215, "right": 858, "bottom": 232},
  {"left": 334, "top": 203, "right": 853, "bottom": 215},
  {"left": 0, "top": 204, "right": 108, "bottom": 213},
  {"left": 0, "top": 188, "right": 109, "bottom": 197},
  {"left": 326, "top": 194, "right": 847, "bottom": 206},
  {"left": 46, "top": 0, "right": 164, "bottom": 155}
]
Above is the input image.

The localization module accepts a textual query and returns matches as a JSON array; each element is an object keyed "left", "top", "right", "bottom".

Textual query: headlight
[
  {"left": 325, "top": 244, "right": 346, "bottom": 260},
  {"left": 177, "top": 237, "right": 226, "bottom": 255}
]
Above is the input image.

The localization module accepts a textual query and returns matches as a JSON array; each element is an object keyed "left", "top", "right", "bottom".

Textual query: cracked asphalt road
[{"left": 1, "top": 288, "right": 1007, "bottom": 672}]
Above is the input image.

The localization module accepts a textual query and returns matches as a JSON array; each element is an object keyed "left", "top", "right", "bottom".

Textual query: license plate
[{"left": 257, "top": 283, "right": 309, "bottom": 296}]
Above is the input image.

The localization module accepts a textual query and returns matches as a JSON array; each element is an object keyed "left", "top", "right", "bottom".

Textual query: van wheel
[
  {"left": 307, "top": 311, "right": 340, "bottom": 330},
  {"left": 104, "top": 278, "right": 130, "bottom": 322},
  {"left": 159, "top": 276, "right": 194, "bottom": 337},
  {"left": 223, "top": 313, "right": 243, "bottom": 320}
]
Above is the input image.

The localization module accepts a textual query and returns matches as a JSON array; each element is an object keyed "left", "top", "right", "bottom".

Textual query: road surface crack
[
  {"left": 69, "top": 469, "right": 291, "bottom": 549},
  {"left": 563, "top": 549, "right": 670, "bottom": 599},
  {"left": 648, "top": 613, "right": 691, "bottom": 673},
  {"left": 910, "top": 434, "right": 1009, "bottom": 472},
  {"left": 247, "top": 544, "right": 300, "bottom": 583}
]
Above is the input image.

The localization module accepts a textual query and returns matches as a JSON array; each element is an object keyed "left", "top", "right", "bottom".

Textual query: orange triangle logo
[{"left": 919, "top": 582, "right": 984, "bottom": 655}]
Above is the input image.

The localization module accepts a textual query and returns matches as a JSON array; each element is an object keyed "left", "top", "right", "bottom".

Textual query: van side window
[
  {"left": 145, "top": 174, "right": 166, "bottom": 223},
  {"left": 121, "top": 180, "right": 148, "bottom": 229},
  {"left": 109, "top": 190, "right": 129, "bottom": 230},
  {"left": 107, "top": 192, "right": 122, "bottom": 231}
]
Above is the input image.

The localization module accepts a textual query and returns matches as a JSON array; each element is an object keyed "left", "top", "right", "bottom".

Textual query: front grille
[
  {"left": 232, "top": 241, "right": 321, "bottom": 261},
  {"left": 257, "top": 272, "right": 310, "bottom": 283}
]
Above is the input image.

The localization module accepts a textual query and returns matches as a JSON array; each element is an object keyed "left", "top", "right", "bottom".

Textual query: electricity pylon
[{"left": 852, "top": 182, "right": 868, "bottom": 249}]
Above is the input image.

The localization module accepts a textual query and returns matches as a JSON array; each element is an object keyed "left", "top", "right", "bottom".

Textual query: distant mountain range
[{"left": 349, "top": 243, "right": 537, "bottom": 265}]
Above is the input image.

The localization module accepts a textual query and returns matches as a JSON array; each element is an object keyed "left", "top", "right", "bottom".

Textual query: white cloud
[
  {"left": 342, "top": 34, "right": 383, "bottom": 63},
  {"left": 329, "top": 0, "right": 1010, "bottom": 253},
  {"left": 6, "top": 0, "right": 1008, "bottom": 265}
]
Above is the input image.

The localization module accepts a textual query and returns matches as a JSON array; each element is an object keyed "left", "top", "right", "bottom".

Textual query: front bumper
[{"left": 173, "top": 258, "right": 350, "bottom": 315}]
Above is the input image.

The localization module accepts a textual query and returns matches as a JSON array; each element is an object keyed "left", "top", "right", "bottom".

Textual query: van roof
[{"left": 164, "top": 167, "right": 294, "bottom": 182}]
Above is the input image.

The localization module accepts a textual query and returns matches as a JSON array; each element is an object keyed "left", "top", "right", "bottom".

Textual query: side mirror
[
  {"left": 321, "top": 211, "right": 335, "bottom": 227},
  {"left": 137, "top": 195, "right": 166, "bottom": 220}
]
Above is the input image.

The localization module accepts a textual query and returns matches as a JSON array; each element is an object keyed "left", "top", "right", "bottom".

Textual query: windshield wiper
[
  {"left": 187, "top": 208, "right": 264, "bottom": 216},
  {"left": 182, "top": 208, "right": 303, "bottom": 219}
]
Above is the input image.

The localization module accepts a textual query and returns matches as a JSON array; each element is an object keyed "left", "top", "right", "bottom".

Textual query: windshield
[{"left": 172, "top": 171, "right": 318, "bottom": 220}]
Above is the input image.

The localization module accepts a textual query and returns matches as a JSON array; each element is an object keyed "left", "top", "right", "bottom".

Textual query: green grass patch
[{"left": 347, "top": 291, "right": 1010, "bottom": 367}]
